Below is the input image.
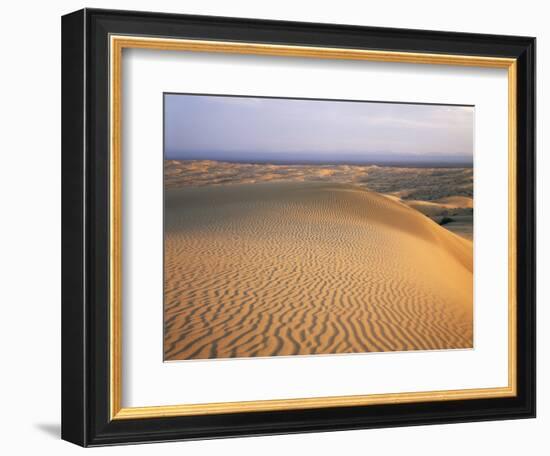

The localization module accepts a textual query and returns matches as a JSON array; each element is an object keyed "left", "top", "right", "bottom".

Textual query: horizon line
[{"left": 165, "top": 157, "right": 473, "bottom": 168}]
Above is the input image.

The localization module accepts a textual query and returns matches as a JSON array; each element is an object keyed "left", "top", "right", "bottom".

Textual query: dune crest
[{"left": 164, "top": 181, "right": 473, "bottom": 361}]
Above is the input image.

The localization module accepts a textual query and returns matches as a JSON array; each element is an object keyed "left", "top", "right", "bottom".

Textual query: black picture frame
[{"left": 62, "top": 8, "right": 536, "bottom": 447}]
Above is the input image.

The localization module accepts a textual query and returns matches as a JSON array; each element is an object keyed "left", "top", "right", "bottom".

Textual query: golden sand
[{"left": 164, "top": 181, "right": 473, "bottom": 360}]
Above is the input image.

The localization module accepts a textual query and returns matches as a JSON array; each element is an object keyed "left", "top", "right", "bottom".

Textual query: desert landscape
[
  {"left": 164, "top": 160, "right": 473, "bottom": 360},
  {"left": 165, "top": 160, "right": 473, "bottom": 239},
  {"left": 163, "top": 94, "right": 474, "bottom": 361}
]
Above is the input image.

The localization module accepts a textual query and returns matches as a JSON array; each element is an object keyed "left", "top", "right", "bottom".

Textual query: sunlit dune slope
[{"left": 164, "top": 181, "right": 473, "bottom": 360}]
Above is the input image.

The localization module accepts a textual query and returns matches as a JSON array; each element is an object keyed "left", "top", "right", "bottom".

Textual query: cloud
[{"left": 164, "top": 94, "right": 474, "bottom": 164}]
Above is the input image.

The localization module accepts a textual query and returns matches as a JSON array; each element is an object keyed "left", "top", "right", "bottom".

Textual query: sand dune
[
  {"left": 165, "top": 160, "right": 474, "bottom": 240},
  {"left": 399, "top": 197, "right": 474, "bottom": 240},
  {"left": 404, "top": 196, "right": 473, "bottom": 216},
  {"left": 164, "top": 181, "right": 473, "bottom": 361}
]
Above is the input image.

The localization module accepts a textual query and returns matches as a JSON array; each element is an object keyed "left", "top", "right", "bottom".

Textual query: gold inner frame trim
[{"left": 109, "top": 35, "right": 518, "bottom": 420}]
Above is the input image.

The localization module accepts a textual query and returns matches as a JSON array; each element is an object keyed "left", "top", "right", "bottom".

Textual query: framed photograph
[{"left": 61, "top": 8, "right": 535, "bottom": 446}]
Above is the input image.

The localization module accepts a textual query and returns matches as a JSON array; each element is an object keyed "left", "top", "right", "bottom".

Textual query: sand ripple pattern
[{"left": 164, "top": 182, "right": 473, "bottom": 360}]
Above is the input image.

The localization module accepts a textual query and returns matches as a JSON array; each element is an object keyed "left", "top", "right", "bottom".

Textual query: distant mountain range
[{"left": 164, "top": 153, "right": 473, "bottom": 168}]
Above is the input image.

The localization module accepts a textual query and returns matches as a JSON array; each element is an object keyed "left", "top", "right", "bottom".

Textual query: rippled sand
[
  {"left": 165, "top": 160, "right": 474, "bottom": 239},
  {"left": 164, "top": 181, "right": 473, "bottom": 361}
]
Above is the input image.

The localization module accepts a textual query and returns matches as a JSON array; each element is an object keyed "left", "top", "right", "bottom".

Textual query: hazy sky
[{"left": 164, "top": 94, "right": 474, "bottom": 165}]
